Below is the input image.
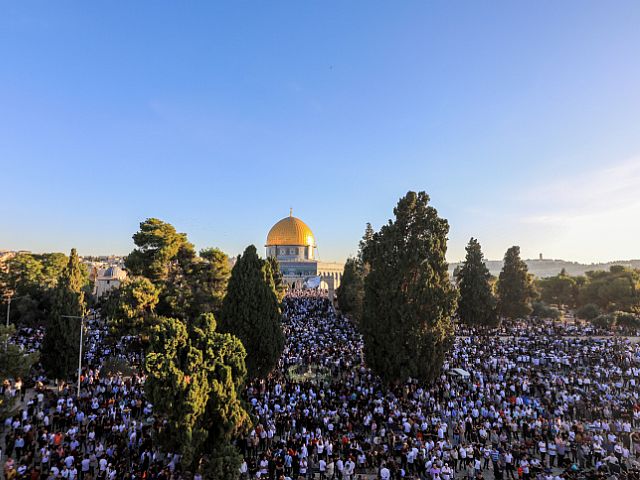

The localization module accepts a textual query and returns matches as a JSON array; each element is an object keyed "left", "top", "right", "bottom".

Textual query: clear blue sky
[{"left": 2, "top": 2, "right": 640, "bottom": 263}]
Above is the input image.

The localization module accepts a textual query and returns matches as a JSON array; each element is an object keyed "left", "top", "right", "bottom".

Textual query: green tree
[
  {"left": 265, "top": 256, "right": 286, "bottom": 303},
  {"left": 531, "top": 301, "right": 561, "bottom": 320},
  {"left": 612, "top": 311, "right": 640, "bottom": 330},
  {"left": 41, "top": 248, "right": 87, "bottom": 380},
  {"left": 162, "top": 248, "right": 231, "bottom": 320},
  {"left": 361, "top": 191, "right": 457, "bottom": 385},
  {"left": 125, "top": 218, "right": 195, "bottom": 284},
  {"left": 336, "top": 257, "right": 365, "bottom": 322},
  {"left": 0, "top": 252, "right": 71, "bottom": 326},
  {"left": 337, "top": 225, "right": 373, "bottom": 323},
  {"left": 578, "top": 266, "right": 640, "bottom": 312},
  {"left": 537, "top": 269, "right": 578, "bottom": 307},
  {"left": 103, "top": 276, "right": 160, "bottom": 338},
  {"left": 575, "top": 303, "right": 600, "bottom": 320},
  {"left": 0, "top": 325, "right": 40, "bottom": 418},
  {"left": 496, "top": 246, "right": 534, "bottom": 319},
  {"left": 0, "top": 325, "right": 39, "bottom": 381},
  {"left": 145, "top": 314, "right": 250, "bottom": 472},
  {"left": 220, "top": 245, "right": 284, "bottom": 379},
  {"left": 456, "top": 238, "right": 498, "bottom": 328}
]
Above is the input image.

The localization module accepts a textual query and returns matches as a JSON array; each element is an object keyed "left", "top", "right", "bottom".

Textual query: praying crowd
[
  {"left": 2, "top": 293, "right": 640, "bottom": 480},
  {"left": 239, "top": 294, "right": 640, "bottom": 480}
]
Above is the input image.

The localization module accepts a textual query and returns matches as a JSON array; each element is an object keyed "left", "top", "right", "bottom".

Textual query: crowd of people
[
  {"left": 1, "top": 292, "right": 639, "bottom": 480},
  {"left": 240, "top": 293, "right": 640, "bottom": 480}
]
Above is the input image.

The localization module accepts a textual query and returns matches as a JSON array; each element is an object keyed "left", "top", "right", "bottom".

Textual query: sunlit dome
[{"left": 266, "top": 212, "right": 316, "bottom": 247}]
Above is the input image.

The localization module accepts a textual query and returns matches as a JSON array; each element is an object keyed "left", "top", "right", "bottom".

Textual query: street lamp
[{"left": 61, "top": 314, "right": 87, "bottom": 398}]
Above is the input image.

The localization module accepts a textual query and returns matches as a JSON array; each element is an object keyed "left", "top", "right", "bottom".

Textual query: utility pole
[
  {"left": 6, "top": 296, "right": 10, "bottom": 328},
  {"left": 61, "top": 315, "right": 86, "bottom": 398}
]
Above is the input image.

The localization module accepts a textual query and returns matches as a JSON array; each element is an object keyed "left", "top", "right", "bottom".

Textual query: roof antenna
[{"left": 290, "top": 207, "right": 293, "bottom": 217}]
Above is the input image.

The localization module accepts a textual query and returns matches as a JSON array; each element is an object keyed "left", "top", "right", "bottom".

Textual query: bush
[
  {"left": 532, "top": 301, "right": 561, "bottom": 320},
  {"left": 612, "top": 311, "right": 640, "bottom": 330},
  {"left": 592, "top": 314, "right": 615, "bottom": 329},
  {"left": 576, "top": 303, "right": 600, "bottom": 321}
]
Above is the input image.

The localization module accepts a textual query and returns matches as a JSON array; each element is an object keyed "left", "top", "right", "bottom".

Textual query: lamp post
[{"left": 61, "top": 315, "right": 86, "bottom": 398}]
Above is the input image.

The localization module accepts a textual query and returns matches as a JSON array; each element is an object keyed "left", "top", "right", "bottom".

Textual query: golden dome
[{"left": 266, "top": 213, "right": 316, "bottom": 247}]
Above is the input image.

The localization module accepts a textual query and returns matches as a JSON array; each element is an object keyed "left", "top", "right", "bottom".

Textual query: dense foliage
[
  {"left": 162, "top": 248, "right": 231, "bottom": 321},
  {"left": 0, "top": 252, "right": 88, "bottom": 326},
  {"left": 145, "top": 314, "right": 250, "bottom": 474},
  {"left": 41, "top": 249, "right": 88, "bottom": 379},
  {"left": 336, "top": 257, "right": 365, "bottom": 322},
  {"left": 125, "top": 218, "right": 195, "bottom": 284},
  {"left": 220, "top": 245, "right": 284, "bottom": 379},
  {"left": 336, "top": 224, "right": 372, "bottom": 323},
  {"left": 536, "top": 269, "right": 579, "bottom": 307},
  {"left": 456, "top": 238, "right": 498, "bottom": 328},
  {"left": 102, "top": 276, "right": 160, "bottom": 339},
  {"left": 578, "top": 266, "right": 640, "bottom": 313},
  {"left": 496, "top": 246, "right": 534, "bottom": 319},
  {"left": 361, "top": 191, "right": 457, "bottom": 385}
]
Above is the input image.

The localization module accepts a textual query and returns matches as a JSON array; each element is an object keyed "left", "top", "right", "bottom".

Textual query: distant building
[
  {"left": 94, "top": 265, "right": 127, "bottom": 298},
  {"left": 265, "top": 211, "right": 343, "bottom": 298}
]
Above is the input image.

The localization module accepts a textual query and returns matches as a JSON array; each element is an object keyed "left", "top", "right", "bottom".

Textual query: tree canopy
[
  {"left": 145, "top": 314, "right": 250, "bottom": 473},
  {"left": 578, "top": 266, "right": 640, "bottom": 313},
  {"left": 456, "top": 238, "right": 498, "bottom": 328},
  {"left": 336, "top": 257, "right": 365, "bottom": 323},
  {"left": 0, "top": 252, "right": 83, "bottom": 326},
  {"left": 496, "top": 246, "right": 534, "bottom": 319},
  {"left": 361, "top": 191, "right": 457, "bottom": 385},
  {"left": 103, "top": 276, "right": 160, "bottom": 339},
  {"left": 125, "top": 218, "right": 195, "bottom": 284},
  {"left": 336, "top": 224, "right": 372, "bottom": 323},
  {"left": 219, "top": 245, "right": 284, "bottom": 379},
  {"left": 41, "top": 248, "right": 88, "bottom": 379},
  {"left": 161, "top": 248, "right": 231, "bottom": 320},
  {"left": 537, "top": 269, "right": 578, "bottom": 307}
]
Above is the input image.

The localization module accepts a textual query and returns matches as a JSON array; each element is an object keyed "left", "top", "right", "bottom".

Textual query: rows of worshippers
[
  {"left": 239, "top": 293, "right": 640, "bottom": 480},
  {"left": 1, "top": 292, "right": 640, "bottom": 480},
  {"left": 1, "top": 319, "right": 169, "bottom": 480}
]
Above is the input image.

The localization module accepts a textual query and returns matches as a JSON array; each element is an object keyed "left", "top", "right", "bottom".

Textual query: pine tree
[
  {"left": 145, "top": 314, "right": 250, "bottom": 473},
  {"left": 456, "top": 238, "right": 498, "bottom": 328},
  {"left": 219, "top": 245, "right": 284, "bottom": 379},
  {"left": 361, "top": 191, "right": 457, "bottom": 385},
  {"left": 41, "top": 248, "right": 87, "bottom": 380},
  {"left": 496, "top": 246, "right": 534, "bottom": 319},
  {"left": 162, "top": 248, "right": 231, "bottom": 320},
  {"left": 125, "top": 218, "right": 195, "bottom": 284}
]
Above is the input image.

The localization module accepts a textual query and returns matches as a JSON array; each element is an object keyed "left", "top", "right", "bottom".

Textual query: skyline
[{"left": 2, "top": 2, "right": 640, "bottom": 263}]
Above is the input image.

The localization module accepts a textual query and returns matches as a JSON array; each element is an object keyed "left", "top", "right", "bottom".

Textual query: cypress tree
[
  {"left": 456, "top": 238, "right": 498, "bottom": 328},
  {"left": 219, "top": 245, "right": 284, "bottom": 379},
  {"left": 361, "top": 191, "right": 457, "bottom": 385},
  {"left": 337, "top": 224, "right": 373, "bottom": 322},
  {"left": 145, "top": 313, "right": 250, "bottom": 473},
  {"left": 265, "top": 256, "right": 287, "bottom": 303},
  {"left": 336, "top": 257, "right": 364, "bottom": 322},
  {"left": 496, "top": 246, "right": 534, "bottom": 319},
  {"left": 41, "top": 248, "right": 87, "bottom": 379}
]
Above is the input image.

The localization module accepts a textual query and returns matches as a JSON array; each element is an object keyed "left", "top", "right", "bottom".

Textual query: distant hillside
[{"left": 448, "top": 258, "right": 640, "bottom": 278}]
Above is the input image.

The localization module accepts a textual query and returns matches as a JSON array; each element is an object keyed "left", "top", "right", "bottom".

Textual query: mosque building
[{"left": 266, "top": 210, "right": 343, "bottom": 297}]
